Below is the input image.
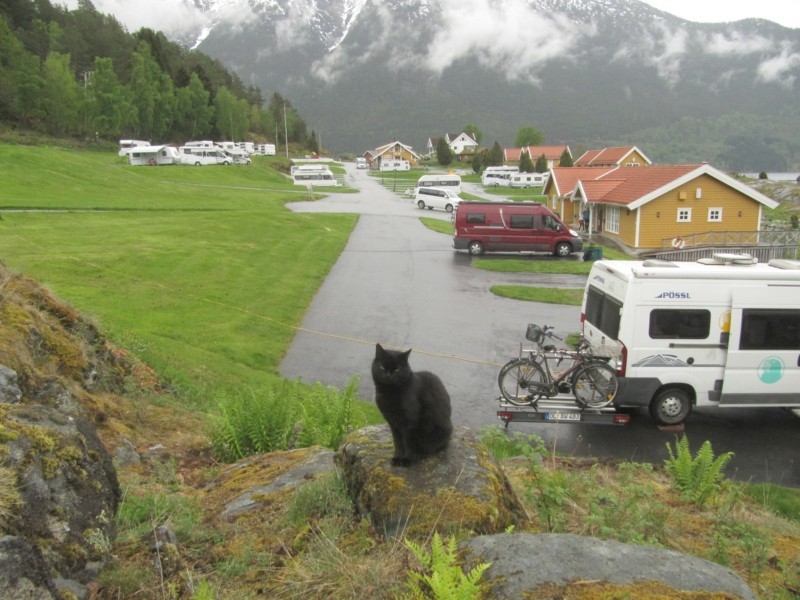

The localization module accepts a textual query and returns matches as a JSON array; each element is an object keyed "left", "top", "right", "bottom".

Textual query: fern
[
  {"left": 402, "top": 533, "right": 491, "bottom": 600},
  {"left": 664, "top": 436, "right": 734, "bottom": 505},
  {"left": 209, "top": 377, "right": 363, "bottom": 462}
]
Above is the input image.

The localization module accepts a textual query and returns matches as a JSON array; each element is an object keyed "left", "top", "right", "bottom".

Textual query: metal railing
[{"left": 646, "top": 230, "right": 799, "bottom": 262}]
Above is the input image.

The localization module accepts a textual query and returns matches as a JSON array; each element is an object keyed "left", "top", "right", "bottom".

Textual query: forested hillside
[{"left": 0, "top": 0, "right": 309, "bottom": 146}]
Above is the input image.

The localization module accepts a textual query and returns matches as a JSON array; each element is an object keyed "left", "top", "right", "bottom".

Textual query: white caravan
[
  {"left": 254, "top": 144, "right": 276, "bottom": 156},
  {"left": 414, "top": 173, "right": 462, "bottom": 194},
  {"left": 380, "top": 159, "right": 410, "bottom": 172},
  {"left": 482, "top": 166, "right": 519, "bottom": 187},
  {"left": 118, "top": 139, "right": 150, "bottom": 156},
  {"left": 581, "top": 254, "right": 800, "bottom": 425},
  {"left": 291, "top": 164, "right": 338, "bottom": 186},
  {"left": 127, "top": 145, "right": 179, "bottom": 166},
  {"left": 510, "top": 172, "right": 549, "bottom": 188}
]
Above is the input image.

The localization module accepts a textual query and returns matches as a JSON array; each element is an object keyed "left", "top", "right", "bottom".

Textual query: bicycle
[{"left": 498, "top": 324, "right": 619, "bottom": 409}]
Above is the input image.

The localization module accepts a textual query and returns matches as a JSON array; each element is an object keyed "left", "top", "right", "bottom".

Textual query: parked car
[{"left": 415, "top": 187, "right": 461, "bottom": 213}]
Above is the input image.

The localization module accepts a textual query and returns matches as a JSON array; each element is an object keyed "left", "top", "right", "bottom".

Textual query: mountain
[{"left": 187, "top": 0, "right": 800, "bottom": 169}]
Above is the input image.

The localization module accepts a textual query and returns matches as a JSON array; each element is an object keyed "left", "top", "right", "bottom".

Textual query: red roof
[
  {"left": 547, "top": 167, "right": 616, "bottom": 196},
  {"left": 574, "top": 146, "right": 649, "bottom": 167},
  {"left": 526, "top": 145, "right": 569, "bottom": 160},
  {"left": 592, "top": 165, "right": 698, "bottom": 206}
]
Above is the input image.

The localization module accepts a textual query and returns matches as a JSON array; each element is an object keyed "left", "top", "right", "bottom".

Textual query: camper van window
[
  {"left": 740, "top": 309, "right": 800, "bottom": 350},
  {"left": 466, "top": 213, "right": 486, "bottom": 224},
  {"left": 584, "top": 286, "right": 622, "bottom": 339},
  {"left": 649, "top": 309, "right": 710, "bottom": 339},
  {"left": 510, "top": 214, "right": 535, "bottom": 229}
]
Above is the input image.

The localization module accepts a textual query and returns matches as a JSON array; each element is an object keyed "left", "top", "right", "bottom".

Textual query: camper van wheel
[
  {"left": 649, "top": 388, "right": 691, "bottom": 425},
  {"left": 468, "top": 241, "right": 484, "bottom": 256},
  {"left": 445, "top": 204, "right": 454, "bottom": 213},
  {"left": 417, "top": 200, "right": 426, "bottom": 209},
  {"left": 194, "top": 161, "right": 202, "bottom": 166},
  {"left": 554, "top": 242, "right": 572, "bottom": 257}
]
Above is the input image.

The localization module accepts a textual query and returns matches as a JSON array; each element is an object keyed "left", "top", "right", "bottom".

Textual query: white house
[{"left": 426, "top": 132, "right": 479, "bottom": 159}]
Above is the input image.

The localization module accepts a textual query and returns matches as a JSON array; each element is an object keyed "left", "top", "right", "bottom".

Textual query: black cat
[{"left": 371, "top": 344, "right": 453, "bottom": 467}]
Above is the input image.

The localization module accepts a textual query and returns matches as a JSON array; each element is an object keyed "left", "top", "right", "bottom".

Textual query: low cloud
[
  {"left": 615, "top": 22, "right": 688, "bottom": 86},
  {"left": 757, "top": 42, "right": 800, "bottom": 86},
  {"left": 704, "top": 31, "right": 775, "bottom": 56},
  {"left": 61, "top": 0, "right": 209, "bottom": 36},
  {"left": 422, "top": 0, "right": 589, "bottom": 83}
]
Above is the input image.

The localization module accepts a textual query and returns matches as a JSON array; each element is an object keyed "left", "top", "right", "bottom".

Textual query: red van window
[
  {"left": 510, "top": 214, "right": 535, "bottom": 228},
  {"left": 466, "top": 213, "right": 486, "bottom": 224}
]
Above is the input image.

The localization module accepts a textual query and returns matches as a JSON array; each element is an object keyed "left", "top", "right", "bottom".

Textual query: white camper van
[
  {"left": 581, "top": 254, "right": 800, "bottom": 425},
  {"left": 414, "top": 173, "right": 462, "bottom": 194},
  {"left": 179, "top": 146, "right": 231, "bottom": 165}
]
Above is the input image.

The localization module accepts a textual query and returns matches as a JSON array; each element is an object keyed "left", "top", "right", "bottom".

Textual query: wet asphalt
[{"left": 280, "top": 164, "right": 799, "bottom": 486}]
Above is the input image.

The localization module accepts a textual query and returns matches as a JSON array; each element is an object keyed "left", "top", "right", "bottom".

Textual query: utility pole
[{"left": 283, "top": 102, "right": 289, "bottom": 159}]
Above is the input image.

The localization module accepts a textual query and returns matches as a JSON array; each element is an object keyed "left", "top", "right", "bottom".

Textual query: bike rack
[{"left": 497, "top": 396, "right": 631, "bottom": 429}]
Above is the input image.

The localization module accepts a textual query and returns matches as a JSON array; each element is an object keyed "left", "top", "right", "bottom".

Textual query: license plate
[{"left": 545, "top": 412, "right": 581, "bottom": 422}]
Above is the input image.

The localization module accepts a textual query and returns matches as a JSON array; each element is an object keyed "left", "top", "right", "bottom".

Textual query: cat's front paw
[{"left": 391, "top": 456, "right": 412, "bottom": 467}]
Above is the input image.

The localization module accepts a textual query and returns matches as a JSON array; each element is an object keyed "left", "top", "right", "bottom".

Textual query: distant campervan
[
  {"left": 291, "top": 164, "right": 339, "bottom": 186},
  {"left": 415, "top": 173, "right": 462, "bottom": 194},
  {"left": 481, "top": 166, "right": 519, "bottom": 187}
]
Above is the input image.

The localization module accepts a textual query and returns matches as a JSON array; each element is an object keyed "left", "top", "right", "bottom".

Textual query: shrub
[
  {"left": 403, "top": 533, "right": 490, "bottom": 600},
  {"left": 209, "top": 377, "right": 362, "bottom": 462},
  {"left": 664, "top": 436, "right": 734, "bottom": 505}
]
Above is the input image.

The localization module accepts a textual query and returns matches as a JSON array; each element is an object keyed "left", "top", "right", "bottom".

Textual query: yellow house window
[
  {"left": 677, "top": 208, "right": 692, "bottom": 222},
  {"left": 708, "top": 208, "right": 722, "bottom": 222},
  {"left": 605, "top": 206, "right": 620, "bottom": 233}
]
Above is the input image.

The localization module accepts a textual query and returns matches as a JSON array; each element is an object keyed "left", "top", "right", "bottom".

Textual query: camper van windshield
[{"left": 585, "top": 286, "right": 622, "bottom": 339}]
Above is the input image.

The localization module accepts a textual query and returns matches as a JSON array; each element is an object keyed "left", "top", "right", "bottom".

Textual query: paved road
[{"left": 281, "top": 164, "right": 799, "bottom": 487}]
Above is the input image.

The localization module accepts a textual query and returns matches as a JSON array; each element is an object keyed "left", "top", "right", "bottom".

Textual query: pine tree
[
  {"left": 436, "top": 137, "right": 453, "bottom": 166},
  {"left": 534, "top": 153, "right": 548, "bottom": 173},
  {"left": 559, "top": 148, "right": 573, "bottom": 167},
  {"left": 518, "top": 151, "right": 534, "bottom": 173}
]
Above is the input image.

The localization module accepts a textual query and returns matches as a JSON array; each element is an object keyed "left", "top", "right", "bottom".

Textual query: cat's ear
[
  {"left": 375, "top": 343, "right": 384, "bottom": 357},
  {"left": 401, "top": 349, "right": 412, "bottom": 363}
]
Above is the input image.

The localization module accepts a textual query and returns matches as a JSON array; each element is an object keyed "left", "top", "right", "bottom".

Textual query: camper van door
[{"left": 721, "top": 286, "right": 800, "bottom": 407}]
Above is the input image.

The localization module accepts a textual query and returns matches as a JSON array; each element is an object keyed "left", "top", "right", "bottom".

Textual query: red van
[{"left": 452, "top": 201, "right": 583, "bottom": 257}]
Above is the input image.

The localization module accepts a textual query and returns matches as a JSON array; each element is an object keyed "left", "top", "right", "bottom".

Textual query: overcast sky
[
  {"left": 59, "top": 0, "right": 800, "bottom": 34},
  {"left": 641, "top": 1, "right": 800, "bottom": 29}
]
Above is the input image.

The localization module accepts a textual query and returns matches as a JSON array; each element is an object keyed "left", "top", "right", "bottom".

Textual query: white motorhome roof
[{"left": 595, "top": 256, "right": 800, "bottom": 282}]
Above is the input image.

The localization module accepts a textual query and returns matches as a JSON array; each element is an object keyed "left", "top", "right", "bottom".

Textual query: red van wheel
[
  {"left": 554, "top": 242, "right": 572, "bottom": 257},
  {"left": 468, "top": 241, "right": 484, "bottom": 256}
]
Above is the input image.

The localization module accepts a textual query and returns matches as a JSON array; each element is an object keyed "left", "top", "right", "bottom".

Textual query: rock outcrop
[
  {"left": 0, "top": 267, "right": 129, "bottom": 599},
  {"left": 335, "top": 425, "right": 528, "bottom": 539},
  {"left": 460, "top": 533, "right": 756, "bottom": 599}
]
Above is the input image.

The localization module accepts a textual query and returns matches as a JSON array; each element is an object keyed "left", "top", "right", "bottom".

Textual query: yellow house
[
  {"left": 545, "top": 166, "right": 617, "bottom": 227},
  {"left": 372, "top": 140, "right": 420, "bottom": 167},
  {"left": 548, "top": 164, "right": 778, "bottom": 251}
]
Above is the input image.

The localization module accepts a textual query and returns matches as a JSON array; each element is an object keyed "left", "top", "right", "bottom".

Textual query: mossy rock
[{"left": 335, "top": 425, "right": 528, "bottom": 539}]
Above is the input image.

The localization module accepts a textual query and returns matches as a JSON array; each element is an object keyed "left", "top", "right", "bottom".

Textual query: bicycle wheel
[
  {"left": 572, "top": 362, "right": 618, "bottom": 408},
  {"left": 498, "top": 359, "right": 547, "bottom": 406}
]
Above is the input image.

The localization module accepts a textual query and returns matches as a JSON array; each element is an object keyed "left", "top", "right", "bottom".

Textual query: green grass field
[{"left": 0, "top": 143, "right": 367, "bottom": 408}]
